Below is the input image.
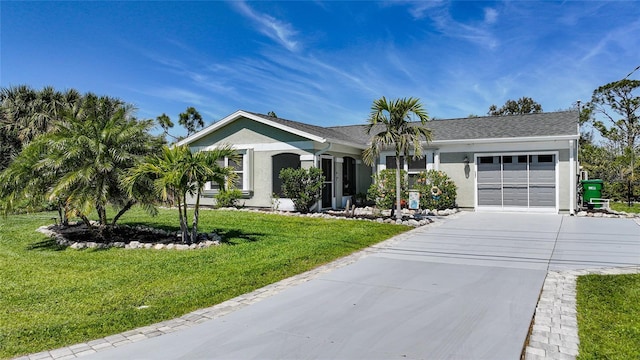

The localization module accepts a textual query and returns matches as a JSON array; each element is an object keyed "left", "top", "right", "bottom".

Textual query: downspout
[
  {"left": 569, "top": 139, "right": 576, "bottom": 215},
  {"left": 314, "top": 142, "right": 332, "bottom": 166}
]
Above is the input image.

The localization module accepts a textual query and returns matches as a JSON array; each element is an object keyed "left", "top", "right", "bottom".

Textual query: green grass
[
  {"left": 0, "top": 208, "right": 409, "bottom": 359},
  {"left": 576, "top": 273, "right": 640, "bottom": 359},
  {"left": 610, "top": 202, "right": 640, "bottom": 213}
]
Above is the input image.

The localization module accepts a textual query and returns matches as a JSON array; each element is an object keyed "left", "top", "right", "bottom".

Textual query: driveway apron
[{"left": 82, "top": 213, "right": 637, "bottom": 360}]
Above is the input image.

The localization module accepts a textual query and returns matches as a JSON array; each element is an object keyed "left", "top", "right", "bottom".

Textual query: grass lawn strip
[
  {"left": 0, "top": 208, "right": 410, "bottom": 359},
  {"left": 576, "top": 271, "right": 640, "bottom": 360},
  {"left": 610, "top": 202, "right": 640, "bottom": 214}
]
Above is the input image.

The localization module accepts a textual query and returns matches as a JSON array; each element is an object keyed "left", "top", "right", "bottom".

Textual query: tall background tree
[
  {"left": 488, "top": 96, "right": 543, "bottom": 116},
  {"left": 362, "top": 97, "right": 431, "bottom": 220},
  {"left": 179, "top": 106, "right": 204, "bottom": 137},
  {"left": 582, "top": 78, "right": 640, "bottom": 205}
]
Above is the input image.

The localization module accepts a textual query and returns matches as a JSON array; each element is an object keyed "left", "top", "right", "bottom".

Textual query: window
[
  {"left": 205, "top": 151, "right": 248, "bottom": 191},
  {"left": 343, "top": 157, "right": 356, "bottom": 196},
  {"left": 408, "top": 157, "right": 426, "bottom": 171},
  {"left": 386, "top": 156, "right": 404, "bottom": 169},
  {"left": 538, "top": 154, "right": 554, "bottom": 163},
  {"left": 272, "top": 153, "right": 301, "bottom": 196}
]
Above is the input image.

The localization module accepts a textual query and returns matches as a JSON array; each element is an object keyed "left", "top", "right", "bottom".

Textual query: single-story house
[{"left": 177, "top": 110, "right": 580, "bottom": 214}]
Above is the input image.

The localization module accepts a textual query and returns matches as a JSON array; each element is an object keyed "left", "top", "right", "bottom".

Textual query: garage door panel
[
  {"left": 478, "top": 185, "right": 502, "bottom": 206},
  {"left": 503, "top": 162, "right": 527, "bottom": 184},
  {"left": 503, "top": 185, "right": 528, "bottom": 206},
  {"left": 529, "top": 185, "right": 555, "bottom": 207}
]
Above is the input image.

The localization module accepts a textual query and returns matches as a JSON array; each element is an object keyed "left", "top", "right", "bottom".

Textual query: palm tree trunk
[
  {"left": 112, "top": 200, "right": 135, "bottom": 226},
  {"left": 395, "top": 155, "right": 402, "bottom": 221},
  {"left": 190, "top": 190, "right": 201, "bottom": 244},
  {"left": 181, "top": 193, "right": 190, "bottom": 244},
  {"left": 176, "top": 194, "right": 189, "bottom": 244}
]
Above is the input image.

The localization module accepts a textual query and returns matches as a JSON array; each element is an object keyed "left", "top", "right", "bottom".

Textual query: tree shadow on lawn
[
  {"left": 122, "top": 222, "right": 265, "bottom": 245},
  {"left": 213, "top": 228, "right": 264, "bottom": 245},
  {"left": 26, "top": 239, "right": 67, "bottom": 251}
]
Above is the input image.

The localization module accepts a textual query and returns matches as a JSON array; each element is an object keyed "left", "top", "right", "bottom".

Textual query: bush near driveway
[{"left": 0, "top": 208, "right": 409, "bottom": 359}]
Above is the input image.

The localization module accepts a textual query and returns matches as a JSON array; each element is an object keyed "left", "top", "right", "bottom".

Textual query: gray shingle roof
[
  {"left": 247, "top": 110, "right": 579, "bottom": 146},
  {"left": 245, "top": 111, "right": 365, "bottom": 145}
]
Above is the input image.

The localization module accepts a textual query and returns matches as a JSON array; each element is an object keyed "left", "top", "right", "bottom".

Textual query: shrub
[
  {"left": 414, "top": 170, "right": 457, "bottom": 210},
  {"left": 367, "top": 169, "right": 408, "bottom": 210},
  {"left": 215, "top": 189, "right": 243, "bottom": 208},
  {"left": 279, "top": 167, "right": 325, "bottom": 213}
]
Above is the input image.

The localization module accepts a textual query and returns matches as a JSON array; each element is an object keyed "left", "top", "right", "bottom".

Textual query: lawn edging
[{"left": 524, "top": 266, "right": 640, "bottom": 360}]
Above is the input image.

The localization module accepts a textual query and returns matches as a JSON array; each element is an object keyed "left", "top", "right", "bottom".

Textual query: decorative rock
[
  {"left": 408, "top": 219, "right": 420, "bottom": 227},
  {"left": 176, "top": 244, "right": 189, "bottom": 250},
  {"left": 166, "top": 244, "right": 175, "bottom": 250},
  {"left": 70, "top": 242, "right": 86, "bottom": 249},
  {"left": 153, "top": 244, "right": 165, "bottom": 250},
  {"left": 144, "top": 243, "right": 153, "bottom": 249}
]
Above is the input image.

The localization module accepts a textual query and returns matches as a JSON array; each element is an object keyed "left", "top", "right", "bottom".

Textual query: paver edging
[{"left": 524, "top": 266, "right": 640, "bottom": 360}]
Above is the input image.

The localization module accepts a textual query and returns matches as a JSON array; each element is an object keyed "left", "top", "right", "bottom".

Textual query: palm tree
[
  {"left": 362, "top": 97, "right": 432, "bottom": 220},
  {"left": 0, "top": 93, "right": 158, "bottom": 229},
  {"left": 125, "top": 145, "right": 237, "bottom": 244}
]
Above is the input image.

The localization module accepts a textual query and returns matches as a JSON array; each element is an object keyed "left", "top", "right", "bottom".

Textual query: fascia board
[
  {"left": 364, "top": 134, "right": 579, "bottom": 149},
  {"left": 429, "top": 134, "right": 580, "bottom": 145}
]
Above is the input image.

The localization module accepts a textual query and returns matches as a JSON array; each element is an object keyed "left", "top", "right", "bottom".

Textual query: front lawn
[
  {"left": 576, "top": 273, "right": 640, "bottom": 359},
  {"left": 0, "top": 208, "right": 409, "bottom": 359}
]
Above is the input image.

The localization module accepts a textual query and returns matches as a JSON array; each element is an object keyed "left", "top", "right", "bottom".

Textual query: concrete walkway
[{"left": 18, "top": 213, "right": 640, "bottom": 360}]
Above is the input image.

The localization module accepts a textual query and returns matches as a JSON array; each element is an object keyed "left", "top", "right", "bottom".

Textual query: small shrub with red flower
[{"left": 367, "top": 169, "right": 408, "bottom": 210}]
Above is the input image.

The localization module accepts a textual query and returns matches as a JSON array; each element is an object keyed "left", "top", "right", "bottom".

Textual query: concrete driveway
[{"left": 83, "top": 212, "right": 639, "bottom": 360}]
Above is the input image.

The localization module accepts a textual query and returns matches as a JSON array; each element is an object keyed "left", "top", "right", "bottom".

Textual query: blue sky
[{"left": 2, "top": 1, "right": 639, "bottom": 137}]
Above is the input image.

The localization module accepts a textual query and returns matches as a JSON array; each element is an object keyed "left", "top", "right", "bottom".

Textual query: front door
[{"left": 321, "top": 157, "right": 333, "bottom": 208}]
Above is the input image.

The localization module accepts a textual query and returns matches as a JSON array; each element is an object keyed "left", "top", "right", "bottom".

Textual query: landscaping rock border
[
  {"left": 219, "top": 206, "right": 460, "bottom": 227},
  {"left": 575, "top": 209, "right": 639, "bottom": 218},
  {"left": 36, "top": 224, "right": 222, "bottom": 251},
  {"left": 36, "top": 207, "right": 459, "bottom": 251}
]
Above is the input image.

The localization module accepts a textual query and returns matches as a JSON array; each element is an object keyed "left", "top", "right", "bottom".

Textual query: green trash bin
[{"left": 581, "top": 179, "right": 604, "bottom": 208}]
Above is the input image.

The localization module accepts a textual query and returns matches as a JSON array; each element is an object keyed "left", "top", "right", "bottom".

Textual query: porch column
[{"left": 434, "top": 150, "right": 440, "bottom": 171}]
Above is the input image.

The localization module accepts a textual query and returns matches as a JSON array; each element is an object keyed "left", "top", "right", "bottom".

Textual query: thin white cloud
[
  {"left": 406, "top": 2, "right": 499, "bottom": 50},
  {"left": 581, "top": 19, "right": 640, "bottom": 63},
  {"left": 231, "top": 1, "right": 300, "bottom": 52},
  {"left": 484, "top": 8, "right": 498, "bottom": 24},
  {"left": 397, "top": 0, "right": 445, "bottom": 19}
]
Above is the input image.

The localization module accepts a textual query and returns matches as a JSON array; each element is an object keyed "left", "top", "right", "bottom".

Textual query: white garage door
[{"left": 477, "top": 154, "right": 556, "bottom": 211}]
